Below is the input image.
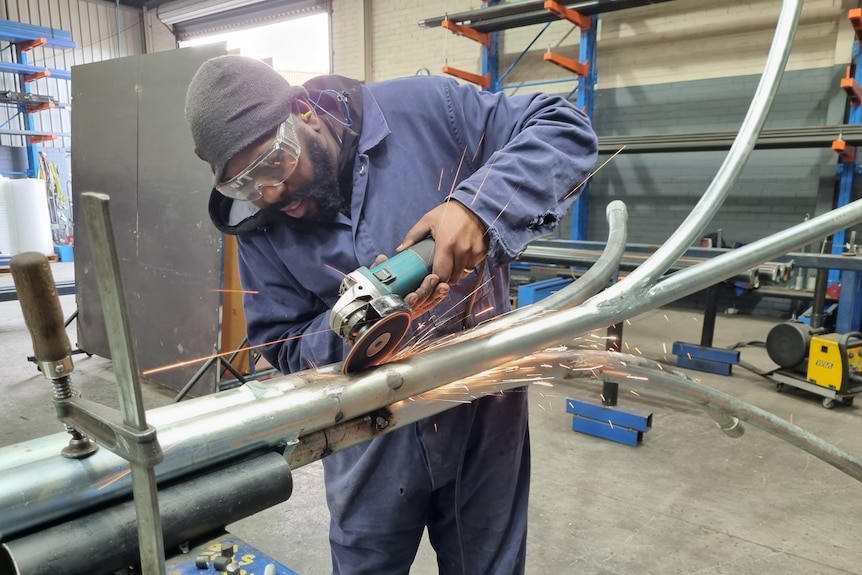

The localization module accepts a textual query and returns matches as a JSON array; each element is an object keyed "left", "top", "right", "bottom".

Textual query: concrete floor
[{"left": 1, "top": 263, "right": 861, "bottom": 574}]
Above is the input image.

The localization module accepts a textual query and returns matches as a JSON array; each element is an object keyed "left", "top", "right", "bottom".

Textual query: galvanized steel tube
[
  {"left": 612, "top": 0, "right": 801, "bottom": 291},
  {"left": 0, "top": 451, "right": 293, "bottom": 575},
  {"left": 4, "top": 193, "right": 859, "bottom": 541},
  {"left": 0, "top": 0, "right": 836, "bottom": 543}
]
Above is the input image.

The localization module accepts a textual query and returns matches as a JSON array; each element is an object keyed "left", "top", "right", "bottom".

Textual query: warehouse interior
[{"left": 1, "top": 1, "right": 861, "bottom": 574}]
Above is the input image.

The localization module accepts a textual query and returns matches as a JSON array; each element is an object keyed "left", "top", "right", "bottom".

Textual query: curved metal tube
[
  {"left": 609, "top": 0, "right": 801, "bottom": 291},
  {"left": 3, "top": 194, "right": 861, "bottom": 540},
  {"left": 433, "top": 200, "right": 628, "bottom": 344},
  {"left": 511, "top": 200, "right": 628, "bottom": 317},
  {"left": 2, "top": 0, "right": 851, "bottom": 541},
  {"left": 288, "top": 350, "right": 862, "bottom": 483}
]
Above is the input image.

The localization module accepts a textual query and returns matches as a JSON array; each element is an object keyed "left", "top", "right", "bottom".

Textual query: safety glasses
[{"left": 216, "top": 117, "right": 302, "bottom": 201}]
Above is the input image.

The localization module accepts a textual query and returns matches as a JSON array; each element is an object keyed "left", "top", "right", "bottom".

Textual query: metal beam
[
  {"left": 598, "top": 124, "right": 862, "bottom": 153},
  {"left": 419, "top": 0, "right": 675, "bottom": 33}
]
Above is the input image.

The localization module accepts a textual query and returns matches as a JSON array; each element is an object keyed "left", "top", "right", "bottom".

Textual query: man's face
[{"left": 223, "top": 125, "right": 343, "bottom": 223}]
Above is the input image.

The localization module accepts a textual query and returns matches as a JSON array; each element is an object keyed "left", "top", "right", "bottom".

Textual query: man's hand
[
  {"left": 372, "top": 254, "right": 450, "bottom": 319},
  {"left": 398, "top": 200, "right": 488, "bottom": 285}
]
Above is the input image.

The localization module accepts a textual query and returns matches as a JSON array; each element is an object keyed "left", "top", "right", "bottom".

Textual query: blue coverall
[{"left": 211, "top": 75, "right": 598, "bottom": 574}]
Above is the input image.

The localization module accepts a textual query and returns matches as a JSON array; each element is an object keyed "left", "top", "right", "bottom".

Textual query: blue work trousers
[{"left": 322, "top": 388, "right": 531, "bottom": 575}]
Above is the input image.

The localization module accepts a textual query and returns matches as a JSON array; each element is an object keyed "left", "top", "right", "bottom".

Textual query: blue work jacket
[{"left": 213, "top": 76, "right": 598, "bottom": 374}]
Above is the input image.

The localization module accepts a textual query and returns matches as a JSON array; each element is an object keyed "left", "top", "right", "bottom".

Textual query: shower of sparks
[
  {"left": 475, "top": 305, "right": 495, "bottom": 317},
  {"left": 96, "top": 468, "right": 131, "bottom": 490},
  {"left": 395, "top": 277, "right": 495, "bottom": 355},
  {"left": 630, "top": 390, "right": 641, "bottom": 397},
  {"left": 325, "top": 264, "right": 349, "bottom": 278},
  {"left": 625, "top": 319, "right": 632, "bottom": 326},
  {"left": 141, "top": 329, "right": 332, "bottom": 375},
  {"left": 210, "top": 288, "right": 259, "bottom": 294},
  {"left": 634, "top": 347, "right": 642, "bottom": 355},
  {"left": 563, "top": 146, "right": 626, "bottom": 201},
  {"left": 692, "top": 317, "right": 699, "bottom": 322},
  {"left": 471, "top": 132, "right": 486, "bottom": 163},
  {"left": 624, "top": 342, "right": 630, "bottom": 351},
  {"left": 438, "top": 168, "right": 444, "bottom": 192},
  {"left": 662, "top": 342, "right": 667, "bottom": 354},
  {"left": 664, "top": 314, "right": 670, "bottom": 322},
  {"left": 471, "top": 152, "right": 497, "bottom": 206},
  {"left": 483, "top": 185, "right": 522, "bottom": 234},
  {"left": 448, "top": 146, "right": 469, "bottom": 199}
]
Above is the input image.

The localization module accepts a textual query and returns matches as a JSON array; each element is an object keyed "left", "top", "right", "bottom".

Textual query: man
[{"left": 185, "top": 55, "right": 597, "bottom": 574}]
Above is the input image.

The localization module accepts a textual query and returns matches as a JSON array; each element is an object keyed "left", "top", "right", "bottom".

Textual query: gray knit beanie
[{"left": 184, "top": 55, "right": 308, "bottom": 187}]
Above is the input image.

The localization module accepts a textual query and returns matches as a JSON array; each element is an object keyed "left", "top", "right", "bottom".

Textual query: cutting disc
[{"left": 343, "top": 311, "right": 412, "bottom": 374}]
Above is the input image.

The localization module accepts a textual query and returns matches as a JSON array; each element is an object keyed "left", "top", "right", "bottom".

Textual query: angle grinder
[{"left": 330, "top": 238, "right": 435, "bottom": 373}]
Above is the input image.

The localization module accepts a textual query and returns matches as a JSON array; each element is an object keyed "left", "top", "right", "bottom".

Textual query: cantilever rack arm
[{"left": 419, "top": 0, "right": 676, "bottom": 33}]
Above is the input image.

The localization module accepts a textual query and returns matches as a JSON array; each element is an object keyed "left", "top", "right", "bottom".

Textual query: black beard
[{"left": 267, "top": 134, "right": 344, "bottom": 229}]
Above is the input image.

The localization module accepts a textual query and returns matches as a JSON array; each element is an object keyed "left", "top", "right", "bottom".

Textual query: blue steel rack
[
  {"left": 831, "top": 9, "right": 862, "bottom": 333},
  {"left": 434, "top": 0, "right": 598, "bottom": 241},
  {"left": 431, "top": 3, "right": 649, "bottom": 445},
  {"left": 0, "top": 18, "right": 75, "bottom": 177}
]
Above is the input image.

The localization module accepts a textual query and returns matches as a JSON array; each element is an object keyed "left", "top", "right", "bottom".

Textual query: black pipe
[
  {"left": 602, "top": 322, "right": 623, "bottom": 406},
  {"left": 700, "top": 284, "right": 720, "bottom": 347},
  {"left": 0, "top": 452, "right": 292, "bottom": 575},
  {"left": 811, "top": 268, "right": 828, "bottom": 330}
]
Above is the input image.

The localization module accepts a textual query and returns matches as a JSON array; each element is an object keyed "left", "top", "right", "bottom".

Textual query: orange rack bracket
[
  {"left": 832, "top": 139, "right": 857, "bottom": 163},
  {"left": 442, "top": 66, "right": 490, "bottom": 89},
  {"left": 543, "top": 51, "right": 589, "bottom": 77},
  {"left": 544, "top": 0, "right": 591, "bottom": 30},
  {"left": 23, "top": 69, "right": 50, "bottom": 83},
  {"left": 841, "top": 66, "right": 862, "bottom": 105},
  {"left": 850, "top": 9, "right": 862, "bottom": 46},
  {"left": 26, "top": 102, "right": 55, "bottom": 113},
  {"left": 18, "top": 38, "right": 47, "bottom": 52},
  {"left": 441, "top": 19, "right": 490, "bottom": 46},
  {"left": 29, "top": 134, "right": 57, "bottom": 145}
]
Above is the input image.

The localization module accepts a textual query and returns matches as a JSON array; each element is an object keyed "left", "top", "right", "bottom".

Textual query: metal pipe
[
  {"left": 81, "top": 192, "right": 166, "bottom": 575},
  {"left": 3, "top": 195, "right": 860, "bottom": 542},
  {"left": 0, "top": 200, "right": 624, "bottom": 539},
  {"left": 287, "top": 350, "right": 860, "bottom": 483},
  {"left": 417, "top": 0, "right": 674, "bottom": 31},
  {"left": 0, "top": 452, "right": 293, "bottom": 575},
  {"left": 701, "top": 284, "right": 720, "bottom": 348},
  {"left": 460, "top": 200, "right": 627, "bottom": 342},
  {"left": 598, "top": 356, "right": 862, "bottom": 481},
  {"left": 0, "top": 0, "right": 846, "bottom": 542},
  {"left": 810, "top": 268, "right": 828, "bottom": 329},
  {"left": 644, "top": 201, "right": 862, "bottom": 309},
  {"left": 608, "top": 0, "right": 801, "bottom": 293}
]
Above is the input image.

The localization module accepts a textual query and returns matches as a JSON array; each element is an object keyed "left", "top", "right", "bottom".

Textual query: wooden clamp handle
[{"left": 10, "top": 252, "right": 71, "bottom": 363}]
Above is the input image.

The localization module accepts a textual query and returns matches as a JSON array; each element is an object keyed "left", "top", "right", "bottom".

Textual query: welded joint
[
  {"left": 54, "top": 396, "right": 164, "bottom": 467},
  {"left": 371, "top": 411, "right": 391, "bottom": 432},
  {"left": 279, "top": 433, "right": 301, "bottom": 464},
  {"left": 713, "top": 416, "right": 744, "bottom": 438},
  {"left": 385, "top": 370, "right": 403, "bottom": 390}
]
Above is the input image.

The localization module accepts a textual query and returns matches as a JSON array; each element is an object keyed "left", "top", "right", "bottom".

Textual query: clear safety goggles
[{"left": 216, "top": 117, "right": 302, "bottom": 202}]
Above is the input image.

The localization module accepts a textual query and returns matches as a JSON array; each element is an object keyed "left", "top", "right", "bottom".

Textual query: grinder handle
[
  {"left": 10, "top": 251, "right": 72, "bottom": 363},
  {"left": 404, "top": 237, "right": 435, "bottom": 269}
]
